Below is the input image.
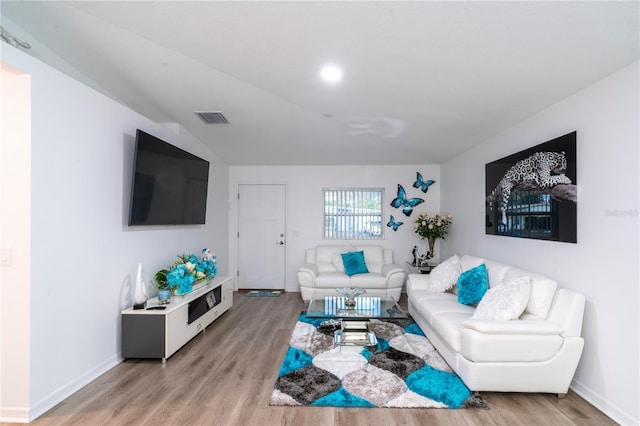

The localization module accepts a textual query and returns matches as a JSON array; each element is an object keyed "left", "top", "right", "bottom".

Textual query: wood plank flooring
[{"left": 14, "top": 292, "right": 615, "bottom": 426}]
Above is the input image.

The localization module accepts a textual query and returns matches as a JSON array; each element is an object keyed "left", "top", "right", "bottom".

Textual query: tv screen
[{"left": 129, "top": 129, "right": 210, "bottom": 226}]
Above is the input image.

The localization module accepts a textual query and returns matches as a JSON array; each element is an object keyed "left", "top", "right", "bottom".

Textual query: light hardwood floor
[{"left": 14, "top": 292, "right": 615, "bottom": 426}]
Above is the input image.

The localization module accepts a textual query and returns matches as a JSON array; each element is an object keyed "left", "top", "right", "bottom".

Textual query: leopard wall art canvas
[{"left": 485, "top": 131, "right": 577, "bottom": 243}]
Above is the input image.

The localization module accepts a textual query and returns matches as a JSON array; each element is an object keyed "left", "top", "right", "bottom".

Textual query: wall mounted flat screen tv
[{"left": 129, "top": 129, "right": 210, "bottom": 226}]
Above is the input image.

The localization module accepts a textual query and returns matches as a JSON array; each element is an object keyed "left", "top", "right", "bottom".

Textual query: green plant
[
  {"left": 154, "top": 269, "right": 169, "bottom": 290},
  {"left": 413, "top": 213, "right": 453, "bottom": 240}
]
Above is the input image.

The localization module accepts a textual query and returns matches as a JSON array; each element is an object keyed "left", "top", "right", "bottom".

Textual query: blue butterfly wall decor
[
  {"left": 390, "top": 184, "right": 424, "bottom": 217},
  {"left": 387, "top": 215, "right": 403, "bottom": 231},
  {"left": 414, "top": 172, "right": 435, "bottom": 193}
]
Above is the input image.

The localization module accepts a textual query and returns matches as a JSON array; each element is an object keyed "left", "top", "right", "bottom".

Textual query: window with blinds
[
  {"left": 323, "top": 188, "right": 384, "bottom": 240},
  {"left": 504, "top": 192, "right": 557, "bottom": 239}
]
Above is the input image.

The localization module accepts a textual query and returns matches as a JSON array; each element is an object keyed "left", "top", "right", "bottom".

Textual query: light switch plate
[{"left": 0, "top": 247, "right": 11, "bottom": 266}]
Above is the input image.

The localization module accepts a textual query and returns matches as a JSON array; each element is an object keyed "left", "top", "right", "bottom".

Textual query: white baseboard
[
  {"left": 28, "top": 354, "right": 122, "bottom": 422},
  {"left": 0, "top": 406, "right": 30, "bottom": 423},
  {"left": 571, "top": 379, "right": 638, "bottom": 426}
]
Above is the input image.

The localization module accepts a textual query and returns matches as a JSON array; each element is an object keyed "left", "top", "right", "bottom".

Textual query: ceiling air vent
[{"left": 195, "top": 111, "right": 229, "bottom": 124}]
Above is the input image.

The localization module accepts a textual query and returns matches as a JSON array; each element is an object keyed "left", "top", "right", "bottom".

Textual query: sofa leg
[{"left": 557, "top": 393, "right": 566, "bottom": 399}]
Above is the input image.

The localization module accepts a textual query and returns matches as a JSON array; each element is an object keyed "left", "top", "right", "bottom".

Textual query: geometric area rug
[{"left": 270, "top": 312, "right": 489, "bottom": 409}]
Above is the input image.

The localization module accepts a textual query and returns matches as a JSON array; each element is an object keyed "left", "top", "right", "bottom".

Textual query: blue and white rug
[
  {"left": 244, "top": 290, "right": 282, "bottom": 297},
  {"left": 270, "top": 313, "right": 488, "bottom": 409}
]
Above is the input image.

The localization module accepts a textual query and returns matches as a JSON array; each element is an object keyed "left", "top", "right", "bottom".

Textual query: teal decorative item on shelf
[
  {"left": 157, "top": 289, "right": 171, "bottom": 304},
  {"left": 154, "top": 253, "right": 218, "bottom": 296}
]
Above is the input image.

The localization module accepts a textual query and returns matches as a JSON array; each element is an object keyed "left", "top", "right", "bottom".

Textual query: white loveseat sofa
[
  {"left": 297, "top": 245, "right": 405, "bottom": 302},
  {"left": 407, "top": 254, "right": 585, "bottom": 397}
]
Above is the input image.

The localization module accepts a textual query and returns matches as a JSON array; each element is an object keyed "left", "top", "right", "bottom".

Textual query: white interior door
[{"left": 237, "top": 184, "right": 286, "bottom": 290}]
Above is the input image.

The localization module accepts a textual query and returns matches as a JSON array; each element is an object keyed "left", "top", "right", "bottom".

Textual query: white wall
[
  {"left": 229, "top": 165, "right": 442, "bottom": 292},
  {"left": 1, "top": 64, "right": 32, "bottom": 422},
  {"left": 1, "top": 46, "right": 229, "bottom": 421},
  {"left": 441, "top": 62, "right": 639, "bottom": 425}
]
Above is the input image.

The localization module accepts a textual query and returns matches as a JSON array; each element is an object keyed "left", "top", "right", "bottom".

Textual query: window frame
[{"left": 322, "top": 187, "right": 385, "bottom": 240}]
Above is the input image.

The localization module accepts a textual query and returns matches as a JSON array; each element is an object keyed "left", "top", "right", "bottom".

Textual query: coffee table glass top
[{"left": 307, "top": 296, "right": 408, "bottom": 319}]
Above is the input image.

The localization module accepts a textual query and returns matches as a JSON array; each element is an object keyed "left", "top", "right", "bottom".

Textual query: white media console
[{"left": 121, "top": 276, "right": 233, "bottom": 362}]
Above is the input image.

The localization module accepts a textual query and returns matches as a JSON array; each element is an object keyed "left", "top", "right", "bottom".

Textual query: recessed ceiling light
[{"left": 320, "top": 65, "right": 342, "bottom": 83}]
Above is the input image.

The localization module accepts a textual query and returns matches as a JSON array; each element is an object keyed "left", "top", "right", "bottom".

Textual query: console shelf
[{"left": 122, "top": 276, "right": 232, "bottom": 362}]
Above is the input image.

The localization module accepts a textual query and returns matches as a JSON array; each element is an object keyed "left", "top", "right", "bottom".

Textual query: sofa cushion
[
  {"left": 360, "top": 246, "right": 384, "bottom": 274},
  {"left": 427, "top": 254, "right": 462, "bottom": 292},
  {"left": 471, "top": 275, "right": 530, "bottom": 320},
  {"left": 460, "top": 318, "right": 564, "bottom": 335},
  {"left": 457, "top": 264, "right": 489, "bottom": 305},
  {"left": 484, "top": 260, "right": 511, "bottom": 288},
  {"left": 342, "top": 251, "right": 369, "bottom": 276},
  {"left": 407, "top": 287, "right": 454, "bottom": 304},
  {"left": 332, "top": 252, "right": 346, "bottom": 272},
  {"left": 431, "top": 312, "right": 474, "bottom": 353},
  {"left": 315, "top": 271, "right": 351, "bottom": 288},
  {"left": 315, "top": 246, "right": 341, "bottom": 273},
  {"left": 351, "top": 273, "right": 387, "bottom": 289},
  {"left": 459, "top": 327, "right": 564, "bottom": 362},
  {"left": 330, "top": 244, "right": 359, "bottom": 272},
  {"left": 504, "top": 268, "right": 557, "bottom": 319},
  {"left": 455, "top": 255, "right": 486, "bottom": 295},
  {"left": 460, "top": 255, "right": 485, "bottom": 272},
  {"left": 413, "top": 293, "right": 474, "bottom": 325}
]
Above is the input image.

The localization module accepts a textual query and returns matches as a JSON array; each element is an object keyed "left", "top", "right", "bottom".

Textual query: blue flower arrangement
[{"left": 155, "top": 253, "right": 217, "bottom": 295}]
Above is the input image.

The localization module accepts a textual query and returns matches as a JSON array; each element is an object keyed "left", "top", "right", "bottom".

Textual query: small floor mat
[{"left": 244, "top": 290, "right": 283, "bottom": 297}]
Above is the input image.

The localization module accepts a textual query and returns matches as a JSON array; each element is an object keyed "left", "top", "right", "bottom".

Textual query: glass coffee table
[
  {"left": 307, "top": 295, "right": 408, "bottom": 320},
  {"left": 307, "top": 295, "right": 408, "bottom": 347}
]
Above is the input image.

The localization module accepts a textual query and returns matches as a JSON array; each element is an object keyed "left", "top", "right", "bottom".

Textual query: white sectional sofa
[
  {"left": 297, "top": 245, "right": 405, "bottom": 302},
  {"left": 407, "top": 254, "right": 585, "bottom": 397}
]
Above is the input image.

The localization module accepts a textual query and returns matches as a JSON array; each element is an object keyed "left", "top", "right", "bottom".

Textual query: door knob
[{"left": 276, "top": 241, "right": 285, "bottom": 245}]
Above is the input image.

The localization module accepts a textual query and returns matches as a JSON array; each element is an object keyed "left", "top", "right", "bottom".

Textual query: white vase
[{"left": 134, "top": 262, "right": 147, "bottom": 305}]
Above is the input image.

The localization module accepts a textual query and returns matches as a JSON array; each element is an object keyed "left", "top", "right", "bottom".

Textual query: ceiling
[{"left": 2, "top": 1, "right": 638, "bottom": 165}]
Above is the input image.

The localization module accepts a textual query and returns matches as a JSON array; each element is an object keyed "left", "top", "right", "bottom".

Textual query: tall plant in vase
[{"left": 414, "top": 213, "right": 452, "bottom": 262}]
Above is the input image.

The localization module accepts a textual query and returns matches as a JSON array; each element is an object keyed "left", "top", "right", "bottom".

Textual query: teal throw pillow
[
  {"left": 457, "top": 263, "right": 489, "bottom": 305},
  {"left": 341, "top": 251, "right": 369, "bottom": 276}
]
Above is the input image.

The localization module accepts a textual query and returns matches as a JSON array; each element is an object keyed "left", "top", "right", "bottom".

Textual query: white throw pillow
[
  {"left": 427, "top": 254, "right": 462, "bottom": 293},
  {"left": 332, "top": 252, "right": 345, "bottom": 272},
  {"left": 471, "top": 276, "right": 531, "bottom": 320},
  {"left": 504, "top": 268, "right": 557, "bottom": 319},
  {"left": 331, "top": 245, "right": 358, "bottom": 272}
]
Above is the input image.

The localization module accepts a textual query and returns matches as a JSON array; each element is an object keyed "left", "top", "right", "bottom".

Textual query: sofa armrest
[
  {"left": 381, "top": 263, "right": 402, "bottom": 278},
  {"left": 382, "top": 264, "right": 405, "bottom": 289},
  {"left": 406, "top": 273, "right": 431, "bottom": 291},
  {"left": 460, "top": 319, "right": 564, "bottom": 336},
  {"left": 297, "top": 263, "right": 318, "bottom": 288},
  {"left": 546, "top": 289, "right": 585, "bottom": 337}
]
